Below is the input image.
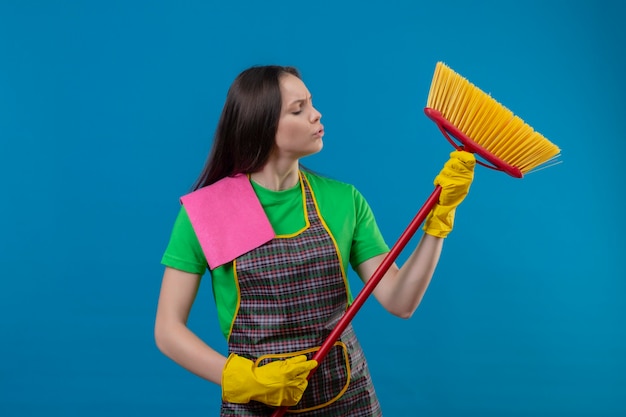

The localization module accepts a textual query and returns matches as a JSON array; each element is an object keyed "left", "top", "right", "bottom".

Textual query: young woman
[{"left": 155, "top": 65, "right": 475, "bottom": 416}]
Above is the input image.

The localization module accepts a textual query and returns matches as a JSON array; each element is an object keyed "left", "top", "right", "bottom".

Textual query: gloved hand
[
  {"left": 222, "top": 354, "right": 318, "bottom": 407},
  {"left": 423, "top": 150, "right": 476, "bottom": 238}
]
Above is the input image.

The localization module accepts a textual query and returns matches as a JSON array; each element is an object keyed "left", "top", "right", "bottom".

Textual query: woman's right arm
[{"left": 154, "top": 266, "right": 227, "bottom": 385}]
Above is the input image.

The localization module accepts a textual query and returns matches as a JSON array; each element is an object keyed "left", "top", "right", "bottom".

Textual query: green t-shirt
[{"left": 161, "top": 171, "right": 389, "bottom": 338}]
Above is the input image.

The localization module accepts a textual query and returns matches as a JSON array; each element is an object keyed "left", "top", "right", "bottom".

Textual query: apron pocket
[{"left": 255, "top": 341, "right": 350, "bottom": 413}]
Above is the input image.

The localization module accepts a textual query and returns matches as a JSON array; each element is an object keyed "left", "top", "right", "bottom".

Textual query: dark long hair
[{"left": 191, "top": 65, "right": 301, "bottom": 190}]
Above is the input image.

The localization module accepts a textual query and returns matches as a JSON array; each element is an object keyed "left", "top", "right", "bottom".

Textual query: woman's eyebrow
[{"left": 288, "top": 96, "right": 312, "bottom": 106}]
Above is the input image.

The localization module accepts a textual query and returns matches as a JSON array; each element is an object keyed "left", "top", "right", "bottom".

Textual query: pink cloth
[{"left": 180, "top": 174, "right": 274, "bottom": 270}]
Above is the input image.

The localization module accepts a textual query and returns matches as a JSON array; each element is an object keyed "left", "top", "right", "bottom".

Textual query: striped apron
[{"left": 220, "top": 175, "right": 382, "bottom": 416}]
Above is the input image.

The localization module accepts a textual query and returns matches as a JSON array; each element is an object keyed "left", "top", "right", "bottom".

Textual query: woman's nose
[{"left": 310, "top": 106, "right": 322, "bottom": 122}]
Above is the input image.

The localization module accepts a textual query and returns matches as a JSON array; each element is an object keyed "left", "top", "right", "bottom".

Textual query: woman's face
[{"left": 274, "top": 73, "right": 324, "bottom": 160}]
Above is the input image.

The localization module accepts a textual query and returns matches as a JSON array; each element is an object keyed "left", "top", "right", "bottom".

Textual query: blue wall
[{"left": 1, "top": 1, "right": 624, "bottom": 416}]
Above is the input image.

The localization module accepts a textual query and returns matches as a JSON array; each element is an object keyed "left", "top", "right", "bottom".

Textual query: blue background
[{"left": 1, "top": 1, "right": 625, "bottom": 416}]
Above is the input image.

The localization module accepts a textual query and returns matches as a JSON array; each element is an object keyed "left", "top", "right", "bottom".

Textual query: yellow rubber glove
[
  {"left": 222, "top": 354, "right": 318, "bottom": 407},
  {"left": 423, "top": 150, "right": 476, "bottom": 238}
]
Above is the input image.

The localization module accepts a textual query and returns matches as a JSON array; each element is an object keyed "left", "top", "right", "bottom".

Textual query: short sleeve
[
  {"left": 161, "top": 206, "right": 208, "bottom": 275},
  {"left": 349, "top": 188, "right": 389, "bottom": 268}
]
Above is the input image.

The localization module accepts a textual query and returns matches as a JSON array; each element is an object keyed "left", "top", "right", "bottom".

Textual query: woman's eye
[{"left": 291, "top": 110, "right": 302, "bottom": 115}]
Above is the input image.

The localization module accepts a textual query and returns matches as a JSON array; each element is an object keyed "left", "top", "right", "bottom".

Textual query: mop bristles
[{"left": 426, "top": 62, "right": 561, "bottom": 176}]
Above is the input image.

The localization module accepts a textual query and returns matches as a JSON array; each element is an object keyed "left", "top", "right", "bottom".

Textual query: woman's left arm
[
  {"left": 355, "top": 150, "right": 475, "bottom": 318},
  {"left": 355, "top": 234, "right": 442, "bottom": 318}
]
